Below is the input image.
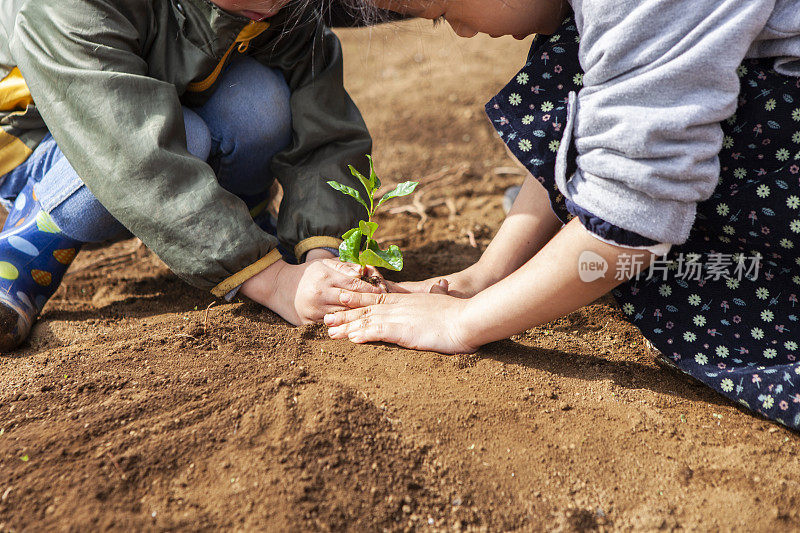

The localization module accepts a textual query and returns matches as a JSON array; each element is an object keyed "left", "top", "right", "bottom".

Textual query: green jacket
[{"left": 0, "top": 0, "right": 371, "bottom": 296}]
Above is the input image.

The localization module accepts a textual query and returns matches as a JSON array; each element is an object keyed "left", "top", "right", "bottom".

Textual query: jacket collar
[{"left": 182, "top": 0, "right": 252, "bottom": 35}]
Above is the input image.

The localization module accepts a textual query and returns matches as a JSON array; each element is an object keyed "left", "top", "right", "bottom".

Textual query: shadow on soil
[{"left": 478, "top": 339, "right": 734, "bottom": 409}]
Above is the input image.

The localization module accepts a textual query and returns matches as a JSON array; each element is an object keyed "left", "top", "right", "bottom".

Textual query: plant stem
[{"left": 368, "top": 185, "right": 374, "bottom": 216}]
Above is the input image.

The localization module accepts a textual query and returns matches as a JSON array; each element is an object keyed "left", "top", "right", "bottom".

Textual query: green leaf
[
  {"left": 347, "top": 165, "right": 372, "bottom": 197},
  {"left": 358, "top": 220, "right": 378, "bottom": 241},
  {"left": 359, "top": 239, "right": 403, "bottom": 271},
  {"left": 327, "top": 180, "right": 369, "bottom": 214},
  {"left": 377, "top": 181, "right": 419, "bottom": 208},
  {"left": 342, "top": 228, "right": 359, "bottom": 240},
  {"left": 339, "top": 228, "right": 363, "bottom": 265},
  {"left": 366, "top": 154, "right": 381, "bottom": 190}
]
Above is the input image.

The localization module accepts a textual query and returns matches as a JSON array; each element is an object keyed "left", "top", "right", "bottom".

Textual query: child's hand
[
  {"left": 324, "top": 291, "right": 479, "bottom": 354},
  {"left": 393, "top": 275, "right": 476, "bottom": 298},
  {"left": 240, "top": 258, "right": 384, "bottom": 325},
  {"left": 392, "top": 267, "right": 487, "bottom": 298},
  {"left": 304, "top": 248, "right": 337, "bottom": 262}
]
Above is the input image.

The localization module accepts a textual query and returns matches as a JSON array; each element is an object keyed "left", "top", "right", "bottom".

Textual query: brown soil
[
  {"left": 360, "top": 274, "right": 387, "bottom": 291},
  {"left": 1, "top": 22, "right": 799, "bottom": 532}
]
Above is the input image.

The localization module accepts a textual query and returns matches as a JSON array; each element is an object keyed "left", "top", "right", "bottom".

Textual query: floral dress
[{"left": 486, "top": 17, "right": 800, "bottom": 430}]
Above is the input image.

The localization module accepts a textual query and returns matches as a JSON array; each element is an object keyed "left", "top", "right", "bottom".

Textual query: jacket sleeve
[
  {"left": 10, "top": 1, "right": 280, "bottom": 294},
  {"left": 561, "top": 0, "right": 775, "bottom": 245},
  {"left": 252, "top": 14, "right": 373, "bottom": 261}
]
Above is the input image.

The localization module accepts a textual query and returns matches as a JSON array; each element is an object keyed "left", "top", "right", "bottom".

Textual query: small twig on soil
[
  {"left": 377, "top": 233, "right": 409, "bottom": 243},
  {"left": 389, "top": 196, "right": 445, "bottom": 231},
  {"left": 493, "top": 166, "right": 527, "bottom": 177},
  {"left": 466, "top": 230, "right": 478, "bottom": 248},
  {"left": 1, "top": 487, "right": 12, "bottom": 501},
  {"left": 445, "top": 197, "right": 458, "bottom": 220},
  {"left": 417, "top": 165, "right": 455, "bottom": 183},
  {"left": 105, "top": 451, "right": 127, "bottom": 481},
  {"left": 387, "top": 203, "right": 437, "bottom": 216},
  {"left": 388, "top": 194, "right": 461, "bottom": 231},
  {"left": 176, "top": 333, "right": 198, "bottom": 341},
  {"left": 203, "top": 302, "right": 216, "bottom": 333},
  {"left": 411, "top": 194, "right": 429, "bottom": 231}
]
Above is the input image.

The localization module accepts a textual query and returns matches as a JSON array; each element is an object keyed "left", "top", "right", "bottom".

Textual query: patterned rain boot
[
  {"left": 0, "top": 183, "right": 81, "bottom": 351},
  {"left": 2, "top": 180, "right": 38, "bottom": 231}
]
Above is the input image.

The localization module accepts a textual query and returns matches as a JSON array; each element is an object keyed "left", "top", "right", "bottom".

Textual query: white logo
[{"left": 578, "top": 250, "right": 608, "bottom": 282}]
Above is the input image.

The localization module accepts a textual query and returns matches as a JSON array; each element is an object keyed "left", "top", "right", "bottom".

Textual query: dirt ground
[{"left": 1, "top": 22, "right": 799, "bottom": 532}]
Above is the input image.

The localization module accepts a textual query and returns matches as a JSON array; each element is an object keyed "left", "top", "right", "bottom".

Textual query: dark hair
[{"left": 285, "top": 0, "right": 403, "bottom": 28}]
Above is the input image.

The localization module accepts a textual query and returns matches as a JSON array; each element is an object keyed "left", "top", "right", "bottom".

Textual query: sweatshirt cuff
[
  {"left": 579, "top": 223, "right": 672, "bottom": 256},
  {"left": 565, "top": 198, "right": 663, "bottom": 246},
  {"left": 560, "top": 168, "right": 697, "bottom": 245},
  {"left": 211, "top": 248, "right": 283, "bottom": 298},
  {"left": 294, "top": 236, "right": 342, "bottom": 262}
]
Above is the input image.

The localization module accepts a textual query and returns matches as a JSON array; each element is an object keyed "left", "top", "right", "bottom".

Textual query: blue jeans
[{"left": 0, "top": 56, "right": 292, "bottom": 242}]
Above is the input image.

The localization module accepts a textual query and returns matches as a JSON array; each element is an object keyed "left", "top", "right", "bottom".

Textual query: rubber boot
[{"left": 0, "top": 183, "right": 81, "bottom": 351}]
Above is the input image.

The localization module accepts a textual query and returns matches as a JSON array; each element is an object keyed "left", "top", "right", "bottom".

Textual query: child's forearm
[
  {"left": 459, "top": 218, "right": 653, "bottom": 346},
  {"left": 240, "top": 259, "right": 289, "bottom": 311},
  {"left": 305, "top": 248, "right": 337, "bottom": 262},
  {"left": 454, "top": 176, "right": 563, "bottom": 293}
]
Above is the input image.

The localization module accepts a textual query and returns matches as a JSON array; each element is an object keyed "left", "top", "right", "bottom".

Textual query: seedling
[{"left": 327, "top": 155, "right": 418, "bottom": 272}]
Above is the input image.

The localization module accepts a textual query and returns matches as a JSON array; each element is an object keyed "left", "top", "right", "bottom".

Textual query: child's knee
[
  {"left": 253, "top": 67, "right": 293, "bottom": 150},
  {"left": 233, "top": 66, "right": 291, "bottom": 153},
  {"left": 182, "top": 108, "right": 212, "bottom": 161},
  {"left": 208, "top": 57, "right": 293, "bottom": 155},
  {"left": 257, "top": 66, "right": 292, "bottom": 129}
]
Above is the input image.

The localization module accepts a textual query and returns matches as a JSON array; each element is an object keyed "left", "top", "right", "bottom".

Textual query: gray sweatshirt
[{"left": 558, "top": 0, "right": 800, "bottom": 245}]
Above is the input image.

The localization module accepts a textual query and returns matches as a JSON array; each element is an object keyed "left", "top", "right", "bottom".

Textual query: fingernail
[
  {"left": 339, "top": 293, "right": 352, "bottom": 304},
  {"left": 324, "top": 314, "right": 335, "bottom": 325},
  {"left": 328, "top": 326, "right": 341, "bottom": 336}
]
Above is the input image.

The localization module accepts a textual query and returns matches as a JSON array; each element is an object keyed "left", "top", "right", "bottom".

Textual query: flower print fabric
[
  {"left": 486, "top": 26, "right": 581, "bottom": 224},
  {"left": 486, "top": 17, "right": 800, "bottom": 430}
]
